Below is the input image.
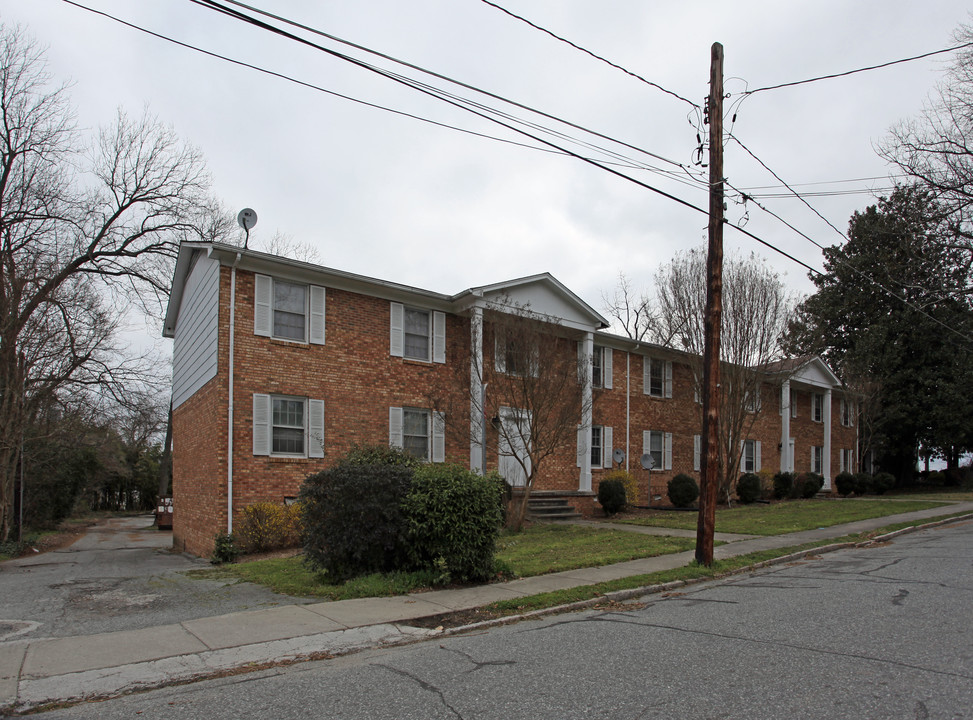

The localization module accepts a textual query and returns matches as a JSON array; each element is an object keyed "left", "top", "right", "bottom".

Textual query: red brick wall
[{"left": 171, "top": 264, "right": 858, "bottom": 553}]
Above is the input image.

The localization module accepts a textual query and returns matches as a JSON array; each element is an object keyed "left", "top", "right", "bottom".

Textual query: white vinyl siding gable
[
  {"left": 172, "top": 254, "right": 220, "bottom": 409},
  {"left": 254, "top": 274, "right": 325, "bottom": 344}
]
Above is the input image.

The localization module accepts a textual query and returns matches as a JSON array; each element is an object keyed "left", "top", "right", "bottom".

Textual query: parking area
[{"left": 0, "top": 515, "right": 309, "bottom": 641}]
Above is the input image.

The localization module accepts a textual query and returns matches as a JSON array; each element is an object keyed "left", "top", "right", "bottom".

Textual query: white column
[
  {"left": 780, "top": 380, "right": 790, "bottom": 472},
  {"left": 823, "top": 388, "right": 833, "bottom": 489},
  {"left": 470, "top": 306, "right": 484, "bottom": 472},
  {"left": 579, "top": 332, "right": 594, "bottom": 492}
]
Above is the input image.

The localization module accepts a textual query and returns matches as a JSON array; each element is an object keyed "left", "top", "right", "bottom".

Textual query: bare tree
[
  {"left": 653, "top": 248, "right": 794, "bottom": 502},
  {"left": 602, "top": 272, "right": 657, "bottom": 341},
  {"left": 878, "top": 21, "right": 973, "bottom": 291},
  {"left": 435, "top": 300, "right": 590, "bottom": 531},
  {"left": 0, "top": 27, "right": 219, "bottom": 539}
]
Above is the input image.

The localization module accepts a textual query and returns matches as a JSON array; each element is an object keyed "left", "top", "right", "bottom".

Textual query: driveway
[{"left": 0, "top": 515, "right": 308, "bottom": 642}]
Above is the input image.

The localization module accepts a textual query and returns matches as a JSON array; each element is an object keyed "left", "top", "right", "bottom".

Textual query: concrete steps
[{"left": 527, "top": 496, "right": 582, "bottom": 521}]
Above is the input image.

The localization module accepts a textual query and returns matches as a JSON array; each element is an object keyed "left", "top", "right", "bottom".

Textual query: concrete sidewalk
[{"left": 3, "top": 502, "right": 972, "bottom": 712}]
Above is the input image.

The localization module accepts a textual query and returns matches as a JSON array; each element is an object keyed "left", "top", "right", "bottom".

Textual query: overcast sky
[{"left": 2, "top": 0, "right": 971, "bottom": 341}]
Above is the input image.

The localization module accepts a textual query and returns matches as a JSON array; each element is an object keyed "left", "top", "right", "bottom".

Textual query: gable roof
[{"left": 164, "top": 242, "right": 608, "bottom": 338}]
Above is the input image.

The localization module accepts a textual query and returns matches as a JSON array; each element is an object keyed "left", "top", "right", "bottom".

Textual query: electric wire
[
  {"left": 200, "top": 0, "right": 703, "bottom": 179},
  {"left": 742, "top": 41, "right": 973, "bottom": 96},
  {"left": 478, "top": 0, "right": 700, "bottom": 109}
]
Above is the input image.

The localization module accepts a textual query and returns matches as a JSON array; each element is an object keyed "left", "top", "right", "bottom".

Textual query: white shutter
[
  {"left": 755, "top": 441, "right": 762, "bottom": 472},
  {"left": 780, "top": 387, "right": 785, "bottom": 415},
  {"left": 432, "top": 411, "right": 446, "bottom": 462},
  {"left": 308, "top": 399, "right": 325, "bottom": 458},
  {"left": 643, "top": 357, "right": 651, "bottom": 395},
  {"left": 390, "top": 302, "right": 404, "bottom": 357},
  {"left": 754, "top": 384, "right": 762, "bottom": 412},
  {"left": 433, "top": 311, "right": 446, "bottom": 363},
  {"left": 577, "top": 425, "right": 586, "bottom": 468},
  {"left": 642, "top": 430, "right": 651, "bottom": 456},
  {"left": 253, "top": 393, "right": 271, "bottom": 455},
  {"left": 603, "top": 348, "right": 613, "bottom": 389},
  {"left": 603, "top": 426, "right": 613, "bottom": 468},
  {"left": 389, "top": 407, "right": 403, "bottom": 448},
  {"left": 664, "top": 432, "right": 673, "bottom": 470},
  {"left": 254, "top": 274, "right": 272, "bottom": 336},
  {"left": 811, "top": 446, "right": 816, "bottom": 472},
  {"left": 694, "top": 434, "right": 701, "bottom": 471},
  {"left": 309, "top": 286, "right": 326, "bottom": 345},
  {"left": 664, "top": 361, "right": 673, "bottom": 398}
]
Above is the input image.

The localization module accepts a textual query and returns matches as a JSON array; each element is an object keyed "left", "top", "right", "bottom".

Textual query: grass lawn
[
  {"left": 186, "top": 525, "right": 697, "bottom": 600},
  {"left": 614, "top": 498, "right": 949, "bottom": 535}
]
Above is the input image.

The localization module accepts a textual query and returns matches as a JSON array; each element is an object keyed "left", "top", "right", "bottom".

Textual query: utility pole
[{"left": 696, "top": 42, "right": 724, "bottom": 566}]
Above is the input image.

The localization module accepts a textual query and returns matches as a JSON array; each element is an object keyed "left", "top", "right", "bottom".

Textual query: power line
[
  {"left": 478, "top": 0, "right": 700, "bottom": 109},
  {"left": 202, "top": 0, "right": 701, "bottom": 177},
  {"left": 742, "top": 41, "right": 973, "bottom": 96}
]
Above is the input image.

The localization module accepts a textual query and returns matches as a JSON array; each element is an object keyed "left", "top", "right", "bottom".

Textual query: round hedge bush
[
  {"left": 801, "top": 473, "right": 824, "bottom": 498},
  {"left": 667, "top": 473, "right": 699, "bottom": 508},
  {"left": 598, "top": 478, "right": 627, "bottom": 516},
  {"left": 736, "top": 473, "right": 761, "bottom": 504},
  {"left": 834, "top": 472, "right": 855, "bottom": 497},
  {"left": 772, "top": 471, "right": 794, "bottom": 500}
]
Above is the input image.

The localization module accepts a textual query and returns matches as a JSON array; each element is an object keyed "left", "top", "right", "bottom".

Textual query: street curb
[{"left": 436, "top": 512, "right": 973, "bottom": 639}]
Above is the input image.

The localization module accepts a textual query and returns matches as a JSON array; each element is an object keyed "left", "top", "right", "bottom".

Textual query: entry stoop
[{"left": 527, "top": 496, "right": 583, "bottom": 521}]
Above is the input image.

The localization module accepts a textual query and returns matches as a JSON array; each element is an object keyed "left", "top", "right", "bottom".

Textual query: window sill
[
  {"left": 269, "top": 338, "right": 311, "bottom": 349},
  {"left": 268, "top": 456, "right": 313, "bottom": 464}
]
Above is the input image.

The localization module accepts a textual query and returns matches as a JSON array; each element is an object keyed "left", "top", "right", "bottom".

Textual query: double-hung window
[
  {"left": 742, "top": 439, "right": 762, "bottom": 473},
  {"left": 252, "top": 394, "right": 325, "bottom": 458},
  {"left": 644, "top": 358, "right": 672, "bottom": 398},
  {"left": 592, "top": 348, "right": 604, "bottom": 389},
  {"left": 811, "top": 445, "right": 823, "bottom": 474},
  {"left": 840, "top": 448, "right": 853, "bottom": 473},
  {"left": 643, "top": 430, "right": 672, "bottom": 471},
  {"left": 590, "top": 426, "right": 603, "bottom": 466},
  {"left": 812, "top": 393, "right": 824, "bottom": 423},
  {"left": 389, "top": 406, "right": 445, "bottom": 462},
  {"left": 404, "top": 308, "right": 431, "bottom": 361},
  {"left": 840, "top": 398, "right": 855, "bottom": 427},
  {"left": 390, "top": 303, "right": 446, "bottom": 363},
  {"left": 254, "top": 275, "right": 326, "bottom": 344}
]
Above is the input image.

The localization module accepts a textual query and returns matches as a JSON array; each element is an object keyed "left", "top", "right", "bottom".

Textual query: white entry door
[{"left": 498, "top": 408, "right": 531, "bottom": 487}]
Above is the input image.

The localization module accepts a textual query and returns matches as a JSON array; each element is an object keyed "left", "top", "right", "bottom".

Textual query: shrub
[
  {"left": 235, "top": 502, "right": 302, "bottom": 554},
  {"left": 854, "top": 472, "right": 873, "bottom": 495},
  {"left": 667, "top": 473, "right": 699, "bottom": 508},
  {"left": 772, "top": 472, "right": 794, "bottom": 500},
  {"left": 800, "top": 472, "right": 824, "bottom": 498},
  {"left": 943, "top": 468, "right": 963, "bottom": 487},
  {"left": 603, "top": 469, "right": 638, "bottom": 506},
  {"left": 736, "top": 473, "right": 761, "bottom": 504},
  {"left": 871, "top": 471, "right": 895, "bottom": 495},
  {"left": 756, "top": 469, "right": 775, "bottom": 500},
  {"left": 211, "top": 532, "right": 240, "bottom": 564},
  {"left": 299, "top": 462, "right": 413, "bottom": 582},
  {"left": 926, "top": 470, "right": 946, "bottom": 487},
  {"left": 402, "top": 465, "right": 505, "bottom": 583},
  {"left": 834, "top": 472, "right": 856, "bottom": 497},
  {"left": 343, "top": 444, "right": 422, "bottom": 469},
  {"left": 598, "top": 478, "right": 627, "bottom": 515}
]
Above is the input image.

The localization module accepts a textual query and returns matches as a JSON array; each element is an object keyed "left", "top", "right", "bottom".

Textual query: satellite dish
[
  {"left": 612, "top": 449, "right": 625, "bottom": 465},
  {"left": 237, "top": 208, "right": 258, "bottom": 231},
  {"left": 640, "top": 453, "right": 656, "bottom": 470}
]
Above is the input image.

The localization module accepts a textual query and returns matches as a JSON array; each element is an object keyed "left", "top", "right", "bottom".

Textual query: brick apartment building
[{"left": 164, "top": 242, "right": 857, "bottom": 556}]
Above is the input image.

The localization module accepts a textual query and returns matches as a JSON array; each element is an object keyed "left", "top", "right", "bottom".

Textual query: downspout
[
  {"left": 227, "top": 252, "right": 242, "bottom": 534},
  {"left": 625, "top": 341, "right": 639, "bottom": 472}
]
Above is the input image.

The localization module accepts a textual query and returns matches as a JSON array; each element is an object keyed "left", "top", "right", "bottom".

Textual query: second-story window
[
  {"left": 404, "top": 308, "right": 431, "bottom": 361},
  {"left": 273, "top": 281, "right": 307, "bottom": 341},
  {"left": 812, "top": 393, "right": 824, "bottom": 423},
  {"left": 592, "top": 347, "right": 603, "bottom": 388}
]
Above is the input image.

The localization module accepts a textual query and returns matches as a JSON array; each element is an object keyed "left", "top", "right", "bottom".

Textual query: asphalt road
[
  {"left": 29, "top": 518, "right": 973, "bottom": 719},
  {"left": 0, "top": 515, "right": 309, "bottom": 641}
]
